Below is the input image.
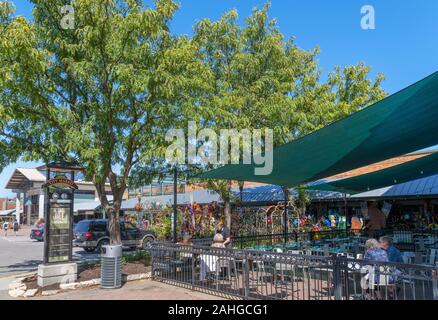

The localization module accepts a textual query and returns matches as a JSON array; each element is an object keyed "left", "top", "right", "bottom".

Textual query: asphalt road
[{"left": 0, "top": 232, "right": 100, "bottom": 299}]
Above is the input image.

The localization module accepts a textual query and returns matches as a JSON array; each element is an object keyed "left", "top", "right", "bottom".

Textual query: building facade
[{"left": 5, "top": 167, "right": 113, "bottom": 226}]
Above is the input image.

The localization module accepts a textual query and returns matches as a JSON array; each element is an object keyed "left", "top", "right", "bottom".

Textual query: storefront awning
[
  {"left": 5, "top": 168, "right": 46, "bottom": 190},
  {"left": 307, "top": 151, "right": 438, "bottom": 194},
  {"left": 197, "top": 71, "right": 438, "bottom": 187}
]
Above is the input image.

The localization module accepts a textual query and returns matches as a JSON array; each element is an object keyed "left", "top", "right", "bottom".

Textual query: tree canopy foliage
[
  {"left": 0, "top": 0, "right": 386, "bottom": 240},
  {"left": 188, "top": 4, "right": 385, "bottom": 228}
]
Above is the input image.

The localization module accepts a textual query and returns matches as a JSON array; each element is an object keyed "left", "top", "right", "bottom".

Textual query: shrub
[{"left": 122, "top": 250, "right": 151, "bottom": 266}]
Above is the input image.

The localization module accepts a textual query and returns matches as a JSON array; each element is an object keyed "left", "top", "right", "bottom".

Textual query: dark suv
[{"left": 73, "top": 219, "right": 155, "bottom": 253}]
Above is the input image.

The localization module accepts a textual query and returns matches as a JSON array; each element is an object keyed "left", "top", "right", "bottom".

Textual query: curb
[{"left": 8, "top": 272, "right": 152, "bottom": 298}]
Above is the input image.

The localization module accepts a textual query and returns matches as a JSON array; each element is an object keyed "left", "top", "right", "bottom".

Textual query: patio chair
[
  {"left": 425, "top": 248, "right": 437, "bottom": 265},
  {"left": 215, "top": 257, "right": 237, "bottom": 290},
  {"left": 252, "top": 259, "right": 276, "bottom": 290},
  {"left": 366, "top": 266, "right": 398, "bottom": 300},
  {"left": 272, "top": 257, "right": 303, "bottom": 299},
  {"left": 415, "top": 238, "right": 426, "bottom": 252},
  {"left": 394, "top": 231, "right": 413, "bottom": 244}
]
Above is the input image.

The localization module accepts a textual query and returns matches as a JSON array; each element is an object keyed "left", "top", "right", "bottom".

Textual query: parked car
[
  {"left": 30, "top": 227, "right": 44, "bottom": 241},
  {"left": 73, "top": 219, "right": 155, "bottom": 253}
]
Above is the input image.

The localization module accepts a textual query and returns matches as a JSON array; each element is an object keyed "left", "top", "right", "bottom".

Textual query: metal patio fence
[{"left": 149, "top": 242, "right": 438, "bottom": 300}]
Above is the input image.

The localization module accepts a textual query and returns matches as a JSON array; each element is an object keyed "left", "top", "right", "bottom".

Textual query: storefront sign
[{"left": 43, "top": 175, "right": 78, "bottom": 190}]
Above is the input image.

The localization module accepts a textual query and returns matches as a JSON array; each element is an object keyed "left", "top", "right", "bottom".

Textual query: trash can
[{"left": 101, "top": 244, "right": 122, "bottom": 289}]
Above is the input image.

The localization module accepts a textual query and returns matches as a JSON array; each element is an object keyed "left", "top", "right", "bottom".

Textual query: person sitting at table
[
  {"left": 364, "top": 239, "right": 389, "bottom": 262},
  {"left": 211, "top": 233, "right": 226, "bottom": 248},
  {"left": 199, "top": 234, "right": 226, "bottom": 282},
  {"left": 379, "top": 236, "right": 403, "bottom": 263},
  {"left": 177, "top": 234, "right": 193, "bottom": 245},
  {"left": 363, "top": 239, "right": 389, "bottom": 299},
  {"left": 176, "top": 234, "right": 193, "bottom": 260}
]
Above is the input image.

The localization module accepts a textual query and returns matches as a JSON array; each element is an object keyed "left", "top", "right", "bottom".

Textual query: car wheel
[{"left": 96, "top": 239, "right": 110, "bottom": 253}]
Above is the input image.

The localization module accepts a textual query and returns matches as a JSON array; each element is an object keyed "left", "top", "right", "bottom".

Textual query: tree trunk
[
  {"left": 106, "top": 202, "right": 122, "bottom": 245},
  {"left": 95, "top": 181, "right": 122, "bottom": 245}
]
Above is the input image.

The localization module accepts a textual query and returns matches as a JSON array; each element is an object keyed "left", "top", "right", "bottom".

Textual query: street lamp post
[
  {"left": 238, "top": 180, "right": 244, "bottom": 204},
  {"left": 238, "top": 181, "right": 245, "bottom": 233}
]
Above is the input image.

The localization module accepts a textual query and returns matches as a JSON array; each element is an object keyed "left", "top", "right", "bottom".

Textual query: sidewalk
[
  {"left": 27, "top": 280, "right": 225, "bottom": 300},
  {"left": 1, "top": 225, "right": 32, "bottom": 238}
]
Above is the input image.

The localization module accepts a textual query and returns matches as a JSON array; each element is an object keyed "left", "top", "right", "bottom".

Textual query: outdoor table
[{"left": 198, "top": 253, "right": 238, "bottom": 282}]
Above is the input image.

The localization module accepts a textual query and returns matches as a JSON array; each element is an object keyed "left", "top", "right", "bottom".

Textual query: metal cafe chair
[
  {"left": 215, "top": 257, "right": 238, "bottom": 291},
  {"left": 364, "top": 265, "right": 398, "bottom": 300},
  {"left": 425, "top": 248, "right": 437, "bottom": 265},
  {"left": 393, "top": 231, "right": 413, "bottom": 244},
  {"left": 253, "top": 259, "right": 272, "bottom": 282}
]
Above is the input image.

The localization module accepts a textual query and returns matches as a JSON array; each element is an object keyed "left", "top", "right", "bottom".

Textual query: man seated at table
[{"left": 379, "top": 236, "right": 404, "bottom": 263}]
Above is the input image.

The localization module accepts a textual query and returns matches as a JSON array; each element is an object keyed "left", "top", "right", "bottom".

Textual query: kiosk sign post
[
  {"left": 37, "top": 161, "right": 82, "bottom": 288},
  {"left": 43, "top": 172, "right": 78, "bottom": 264}
]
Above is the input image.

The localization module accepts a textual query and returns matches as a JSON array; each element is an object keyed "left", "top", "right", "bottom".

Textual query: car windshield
[{"left": 74, "top": 221, "right": 90, "bottom": 232}]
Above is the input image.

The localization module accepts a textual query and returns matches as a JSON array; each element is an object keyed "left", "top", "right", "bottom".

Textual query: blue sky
[{"left": 1, "top": 0, "right": 438, "bottom": 197}]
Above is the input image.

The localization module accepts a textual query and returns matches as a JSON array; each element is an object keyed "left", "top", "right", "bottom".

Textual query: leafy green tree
[
  {"left": 0, "top": 0, "right": 207, "bottom": 244},
  {"left": 0, "top": 0, "right": 387, "bottom": 241},
  {"left": 190, "top": 4, "right": 386, "bottom": 231}
]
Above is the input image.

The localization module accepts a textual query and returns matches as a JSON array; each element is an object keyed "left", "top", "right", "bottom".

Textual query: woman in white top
[{"left": 211, "top": 233, "right": 226, "bottom": 248}]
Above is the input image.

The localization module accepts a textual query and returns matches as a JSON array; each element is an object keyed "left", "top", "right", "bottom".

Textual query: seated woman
[
  {"left": 177, "top": 234, "right": 193, "bottom": 259},
  {"left": 177, "top": 234, "right": 193, "bottom": 245},
  {"left": 211, "top": 233, "right": 226, "bottom": 248},
  {"left": 199, "top": 233, "right": 226, "bottom": 281},
  {"left": 364, "top": 239, "right": 389, "bottom": 262},
  {"left": 363, "top": 239, "right": 397, "bottom": 299}
]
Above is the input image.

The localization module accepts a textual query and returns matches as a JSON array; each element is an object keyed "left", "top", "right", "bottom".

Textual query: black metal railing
[
  {"left": 149, "top": 242, "right": 438, "bottom": 300},
  {"left": 339, "top": 258, "right": 438, "bottom": 300}
]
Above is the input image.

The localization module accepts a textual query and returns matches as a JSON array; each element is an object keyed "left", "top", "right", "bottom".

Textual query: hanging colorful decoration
[{"left": 180, "top": 202, "right": 217, "bottom": 237}]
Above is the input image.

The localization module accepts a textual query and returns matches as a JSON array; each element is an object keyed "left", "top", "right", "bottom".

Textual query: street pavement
[
  {"left": 0, "top": 227, "right": 219, "bottom": 300},
  {"left": 29, "top": 280, "right": 223, "bottom": 300},
  {"left": 0, "top": 226, "right": 100, "bottom": 299}
]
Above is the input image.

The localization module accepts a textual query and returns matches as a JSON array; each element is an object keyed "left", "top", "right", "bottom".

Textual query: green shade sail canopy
[
  {"left": 197, "top": 71, "right": 438, "bottom": 187},
  {"left": 307, "top": 151, "right": 438, "bottom": 194}
]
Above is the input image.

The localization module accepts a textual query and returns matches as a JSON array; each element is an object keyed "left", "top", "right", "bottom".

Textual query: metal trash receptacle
[{"left": 101, "top": 245, "right": 122, "bottom": 289}]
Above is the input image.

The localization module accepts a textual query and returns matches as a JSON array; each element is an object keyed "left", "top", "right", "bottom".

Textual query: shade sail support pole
[
  {"left": 283, "top": 187, "right": 288, "bottom": 243},
  {"left": 173, "top": 167, "right": 178, "bottom": 243}
]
